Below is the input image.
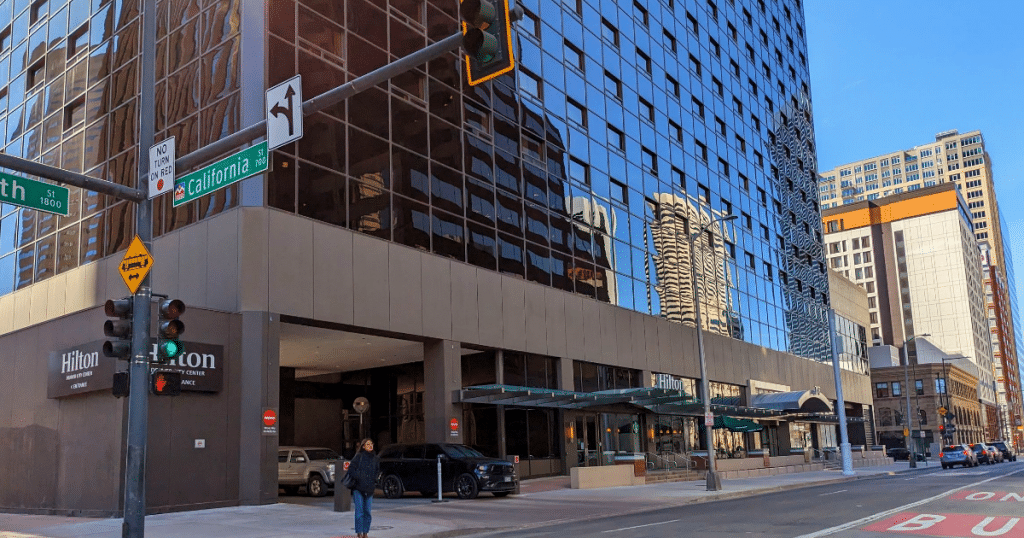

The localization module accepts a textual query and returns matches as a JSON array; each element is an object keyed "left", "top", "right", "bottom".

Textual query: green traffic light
[{"left": 158, "top": 339, "right": 185, "bottom": 361}]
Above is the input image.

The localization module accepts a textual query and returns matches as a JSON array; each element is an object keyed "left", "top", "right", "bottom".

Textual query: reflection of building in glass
[
  {"left": 648, "top": 192, "right": 731, "bottom": 337},
  {"left": 771, "top": 95, "right": 830, "bottom": 363},
  {"left": 828, "top": 270, "right": 870, "bottom": 376},
  {"left": 567, "top": 196, "right": 617, "bottom": 305}
]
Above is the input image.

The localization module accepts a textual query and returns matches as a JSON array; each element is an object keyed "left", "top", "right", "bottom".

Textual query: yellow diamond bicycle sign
[{"left": 119, "top": 235, "right": 153, "bottom": 294}]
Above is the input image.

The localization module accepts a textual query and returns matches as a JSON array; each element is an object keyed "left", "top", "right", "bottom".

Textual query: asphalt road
[{"left": 468, "top": 462, "right": 1024, "bottom": 538}]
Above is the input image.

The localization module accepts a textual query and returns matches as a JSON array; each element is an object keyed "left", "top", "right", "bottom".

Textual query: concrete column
[
  {"left": 238, "top": 311, "right": 280, "bottom": 505},
  {"left": 641, "top": 370, "right": 654, "bottom": 388},
  {"left": 424, "top": 339, "right": 462, "bottom": 443},
  {"left": 558, "top": 356, "right": 575, "bottom": 391},
  {"left": 496, "top": 350, "right": 506, "bottom": 458}
]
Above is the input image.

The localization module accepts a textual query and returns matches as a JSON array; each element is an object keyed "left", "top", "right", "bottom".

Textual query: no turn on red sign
[{"left": 262, "top": 408, "right": 278, "bottom": 436}]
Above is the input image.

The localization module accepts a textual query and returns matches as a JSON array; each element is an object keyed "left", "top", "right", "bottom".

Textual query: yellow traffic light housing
[{"left": 460, "top": 0, "right": 516, "bottom": 86}]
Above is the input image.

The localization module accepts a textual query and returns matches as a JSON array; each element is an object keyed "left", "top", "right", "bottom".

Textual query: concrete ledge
[{"left": 570, "top": 465, "right": 644, "bottom": 489}]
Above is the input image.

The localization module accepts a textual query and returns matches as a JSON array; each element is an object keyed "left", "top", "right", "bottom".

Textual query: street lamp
[
  {"left": 902, "top": 334, "right": 930, "bottom": 468},
  {"left": 826, "top": 309, "right": 855, "bottom": 476},
  {"left": 688, "top": 212, "right": 737, "bottom": 492}
]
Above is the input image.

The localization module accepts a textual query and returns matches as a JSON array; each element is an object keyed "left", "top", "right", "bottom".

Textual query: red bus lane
[
  {"left": 864, "top": 513, "right": 1024, "bottom": 537},
  {"left": 862, "top": 487, "right": 1024, "bottom": 537}
]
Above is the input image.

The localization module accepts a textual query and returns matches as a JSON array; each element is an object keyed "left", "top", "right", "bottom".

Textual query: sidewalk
[{"left": 0, "top": 461, "right": 933, "bottom": 538}]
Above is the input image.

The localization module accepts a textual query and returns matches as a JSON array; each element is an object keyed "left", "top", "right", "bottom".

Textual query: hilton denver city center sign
[{"left": 48, "top": 340, "right": 225, "bottom": 398}]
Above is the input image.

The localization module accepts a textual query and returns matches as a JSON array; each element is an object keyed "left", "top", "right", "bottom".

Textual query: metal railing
[{"left": 646, "top": 452, "right": 695, "bottom": 471}]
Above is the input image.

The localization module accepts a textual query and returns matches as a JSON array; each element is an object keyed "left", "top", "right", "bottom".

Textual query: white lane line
[
  {"left": 601, "top": 519, "right": 681, "bottom": 533},
  {"left": 818, "top": 489, "right": 848, "bottom": 496},
  {"left": 793, "top": 468, "right": 1023, "bottom": 538}
]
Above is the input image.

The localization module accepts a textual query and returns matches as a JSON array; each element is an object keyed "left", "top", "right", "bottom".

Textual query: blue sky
[{"left": 804, "top": 1, "right": 1024, "bottom": 297}]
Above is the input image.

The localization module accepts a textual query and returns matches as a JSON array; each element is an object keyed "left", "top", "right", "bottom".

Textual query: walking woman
[{"left": 348, "top": 438, "right": 379, "bottom": 538}]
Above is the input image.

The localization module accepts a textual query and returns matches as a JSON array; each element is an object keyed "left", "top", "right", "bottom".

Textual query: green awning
[{"left": 714, "top": 415, "right": 764, "bottom": 432}]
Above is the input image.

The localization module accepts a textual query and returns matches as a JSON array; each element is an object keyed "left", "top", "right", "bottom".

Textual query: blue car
[{"left": 940, "top": 444, "right": 977, "bottom": 469}]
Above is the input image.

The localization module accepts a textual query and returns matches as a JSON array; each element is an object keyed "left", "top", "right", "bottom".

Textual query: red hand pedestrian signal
[{"left": 151, "top": 371, "right": 181, "bottom": 396}]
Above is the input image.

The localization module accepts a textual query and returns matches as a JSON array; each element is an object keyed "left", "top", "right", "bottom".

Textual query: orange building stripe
[{"left": 823, "top": 190, "right": 959, "bottom": 231}]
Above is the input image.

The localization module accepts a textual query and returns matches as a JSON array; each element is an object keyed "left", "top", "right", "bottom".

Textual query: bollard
[
  {"left": 432, "top": 454, "right": 448, "bottom": 503},
  {"left": 334, "top": 458, "right": 351, "bottom": 512}
]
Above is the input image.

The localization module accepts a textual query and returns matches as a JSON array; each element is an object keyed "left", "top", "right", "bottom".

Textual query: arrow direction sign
[
  {"left": 266, "top": 74, "right": 303, "bottom": 150},
  {"left": 172, "top": 141, "right": 268, "bottom": 207},
  {"left": 0, "top": 172, "right": 69, "bottom": 216}
]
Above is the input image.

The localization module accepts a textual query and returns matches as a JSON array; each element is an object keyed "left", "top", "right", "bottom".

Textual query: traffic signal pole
[
  {"left": 122, "top": 0, "right": 156, "bottom": 535},
  {"left": 0, "top": 11, "right": 519, "bottom": 537}
]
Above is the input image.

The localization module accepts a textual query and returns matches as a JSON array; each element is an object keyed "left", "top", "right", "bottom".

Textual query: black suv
[
  {"left": 377, "top": 443, "right": 517, "bottom": 499},
  {"left": 989, "top": 441, "right": 1017, "bottom": 462}
]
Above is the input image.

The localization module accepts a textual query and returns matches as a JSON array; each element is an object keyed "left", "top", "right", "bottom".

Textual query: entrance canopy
[
  {"left": 457, "top": 384, "right": 786, "bottom": 419},
  {"left": 749, "top": 390, "right": 833, "bottom": 413}
]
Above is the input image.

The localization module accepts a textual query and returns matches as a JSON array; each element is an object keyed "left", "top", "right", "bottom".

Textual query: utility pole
[{"left": 122, "top": 0, "right": 156, "bottom": 535}]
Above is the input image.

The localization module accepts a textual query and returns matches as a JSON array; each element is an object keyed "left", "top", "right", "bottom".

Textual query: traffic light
[
  {"left": 103, "top": 298, "right": 133, "bottom": 361},
  {"left": 938, "top": 424, "right": 945, "bottom": 433},
  {"left": 156, "top": 299, "right": 186, "bottom": 363},
  {"left": 460, "top": 0, "right": 516, "bottom": 85},
  {"left": 113, "top": 371, "right": 130, "bottom": 398},
  {"left": 151, "top": 370, "right": 181, "bottom": 396}
]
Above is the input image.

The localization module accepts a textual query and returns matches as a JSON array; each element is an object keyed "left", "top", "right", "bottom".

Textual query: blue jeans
[{"left": 353, "top": 490, "right": 373, "bottom": 534}]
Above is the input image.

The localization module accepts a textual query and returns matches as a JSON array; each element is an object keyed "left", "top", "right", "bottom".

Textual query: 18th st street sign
[
  {"left": 0, "top": 172, "right": 70, "bottom": 216},
  {"left": 172, "top": 141, "right": 268, "bottom": 207}
]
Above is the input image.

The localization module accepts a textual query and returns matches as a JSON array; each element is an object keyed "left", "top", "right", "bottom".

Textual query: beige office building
[
  {"left": 819, "top": 130, "right": 1021, "bottom": 445},
  {"left": 821, "top": 186, "right": 998, "bottom": 428},
  {"left": 817, "top": 130, "right": 1001, "bottom": 257}
]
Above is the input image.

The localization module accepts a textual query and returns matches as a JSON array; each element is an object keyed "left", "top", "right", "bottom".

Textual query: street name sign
[
  {"left": 173, "top": 141, "right": 268, "bottom": 207},
  {"left": 149, "top": 137, "right": 176, "bottom": 198},
  {"left": 0, "top": 172, "right": 69, "bottom": 216},
  {"left": 266, "top": 74, "right": 303, "bottom": 150},
  {"left": 119, "top": 235, "right": 153, "bottom": 294}
]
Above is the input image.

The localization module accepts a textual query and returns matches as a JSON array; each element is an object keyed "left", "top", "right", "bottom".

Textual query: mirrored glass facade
[
  {"left": 1, "top": 0, "right": 831, "bottom": 363},
  {"left": 265, "top": 0, "right": 830, "bottom": 362},
  {"left": 0, "top": 0, "right": 240, "bottom": 296}
]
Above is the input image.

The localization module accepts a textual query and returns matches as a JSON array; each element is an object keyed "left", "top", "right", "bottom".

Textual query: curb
[{"left": 418, "top": 475, "right": 864, "bottom": 538}]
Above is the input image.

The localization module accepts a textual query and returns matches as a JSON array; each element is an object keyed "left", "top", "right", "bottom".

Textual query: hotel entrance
[{"left": 565, "top": 411, "right": 643, "bottom": 469}]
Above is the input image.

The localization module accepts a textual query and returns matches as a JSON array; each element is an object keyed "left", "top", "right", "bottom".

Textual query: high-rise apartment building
[
  {"left": 0, "top": 0, "right": 875, "bottom": 515},
  {"left": 822, "top": 184, "right": 999, "bottom": 437},
  {"left": 818, "top": 130, "right": 1022, "bottom": 447}
]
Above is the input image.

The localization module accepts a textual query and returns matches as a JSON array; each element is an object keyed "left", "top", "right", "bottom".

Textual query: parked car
[
  {"left": 940, "top": 444, "right": 978, "bottom": 469},
  {"left": 278, "top": 446, "right": 340, "bottom": 496},
  {"left": 887, "top": 447, "right": 926, "bottom": 461},
  {"left": 968, "top": 443, "right": 999, "bottom": 465},
  {"left": 988, "top": 444, "right": 1005, "bottom": 463},
  {"left": 377, "top": 443, "right": 517, "bottom": 500},
  {"left": 989, "top": 441, "right": 1017, "bottom": 462}
]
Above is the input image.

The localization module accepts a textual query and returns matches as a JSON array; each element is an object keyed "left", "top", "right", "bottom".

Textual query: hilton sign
[{"left": 48, "top": 340, "right": 225, "bottom": 398}]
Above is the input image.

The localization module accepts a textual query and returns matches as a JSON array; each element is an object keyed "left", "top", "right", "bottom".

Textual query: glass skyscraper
[
  {"left": 0, "top": 0, "right": 832, "bottom": 361},
  {"left": 0, "top": 0, "right": 879, "bottom": 515},
  {"left": 265, "top": 0, "right": 831, "bottom": 362}
]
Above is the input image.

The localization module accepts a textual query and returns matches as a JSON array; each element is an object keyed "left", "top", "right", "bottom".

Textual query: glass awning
[{"left": 456, "top": 384, "right": 787, "bottom": 418}]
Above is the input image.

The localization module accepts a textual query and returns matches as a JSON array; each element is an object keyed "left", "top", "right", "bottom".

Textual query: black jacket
[{"left": 348, "top": 451, "right": 379, "bottom": 495}]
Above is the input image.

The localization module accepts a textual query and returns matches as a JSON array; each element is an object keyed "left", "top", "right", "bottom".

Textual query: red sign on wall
[
  {"left": 450, "top": 418, "right": 460, "bottom": 437},
  {"left": 262, "top": 409, "right": 278, "bottom": 436}
]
